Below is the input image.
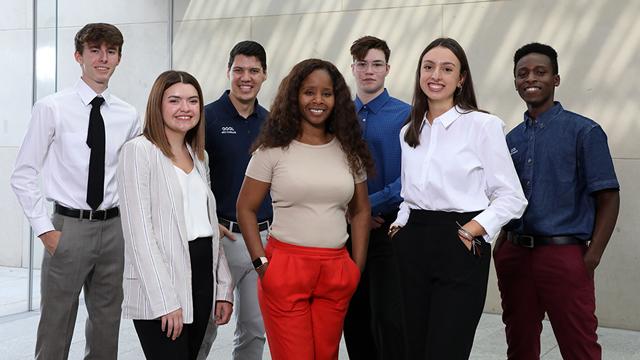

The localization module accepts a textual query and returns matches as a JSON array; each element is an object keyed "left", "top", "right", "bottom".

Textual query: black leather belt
[
  {"left": 55, "top": 204, "right": 119, "bottom": 221},
  {"left": 219, "top": 218, "right": 270, "bottom": 234},
  {"left": 507, "top": 232, "right": 586, "bottom": 248}
]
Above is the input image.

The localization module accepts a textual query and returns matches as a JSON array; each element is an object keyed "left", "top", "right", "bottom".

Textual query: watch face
[{"left": 252, "top": 257, "right": 267, "bottom": 269}]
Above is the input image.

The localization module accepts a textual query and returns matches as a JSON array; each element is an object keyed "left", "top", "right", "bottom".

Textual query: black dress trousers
[{"left": 392, "top": 210, "right": 490, "bottom": 360}]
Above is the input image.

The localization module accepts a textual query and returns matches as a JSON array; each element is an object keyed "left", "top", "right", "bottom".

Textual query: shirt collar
[
  {"left": 524, "top": 101, "right": 563, "bottom": 128},
  {"left": 75, "top": 78, "right": 112, "bottom": 106},
  {"left": 425, "top": 105, "right": 465, "bottom": 129},
  {"left": 219, "top": 89, "right": 261, "bottom": 118},
  {"left": 355, "top": 88, "right": 390, "bottom": 114}
]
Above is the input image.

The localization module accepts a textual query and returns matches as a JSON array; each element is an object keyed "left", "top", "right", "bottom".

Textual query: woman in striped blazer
[{"left": 117, "top": 70, "right": 234, "bottom": 360}]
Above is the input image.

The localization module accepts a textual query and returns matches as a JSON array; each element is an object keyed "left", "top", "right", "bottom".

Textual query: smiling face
[
  {"left": 162, "top": 82, "right": 201, "bottom": 139},
  {"left": 514, "top": 52, "right": 560, "bottom": 115},
  {"left": 352, "top": 48, "right": 389, "bottom": 98},
  {"left": 75, "top": 42, "right": 121, "bottom": 93},
  {"left": 298, "top": 69, "right": 335, "bottom": 131},
  {"left": 419, "top": 46, "right": 465, "bottom": 109},
  {"left": 227, "top": 54, "right": 267, "bottom": 106}
]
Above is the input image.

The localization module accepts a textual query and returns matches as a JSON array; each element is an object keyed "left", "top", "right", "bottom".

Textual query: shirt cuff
[
  {"left": 472, "top": 211, "right": 500, "bottom": 243},
  {"left": 216, "top": 284, "right": 234, "bottom": 303},
  {"left": 392, "top": 204, "right": 410, "bottom": 227},
  {"left": 31, "top": 216, "right": 55, "bottom": 237}
]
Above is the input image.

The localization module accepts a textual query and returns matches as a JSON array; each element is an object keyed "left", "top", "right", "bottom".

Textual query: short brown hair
[
  {"left": 142, "top": 71, "right": 205, "bottom": 161},
  {"left": 350, "top": 36, "right": 391, "bottom": 62},
  {"left": 75, "top": 23, "right": 124, "bottom": 56}
]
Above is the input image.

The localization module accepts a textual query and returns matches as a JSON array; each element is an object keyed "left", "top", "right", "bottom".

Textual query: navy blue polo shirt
[
  {"left": 355, "top": 89, "right": 411, "bottom": 216},
  {"left": 204, "top": 90, "right": 272, "bottom": 222},
  {"left": 505, "top": 102, "right": 619, "bottom": 240}
]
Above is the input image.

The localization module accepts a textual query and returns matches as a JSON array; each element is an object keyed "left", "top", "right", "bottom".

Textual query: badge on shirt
[{"left": 510, "top": 147, "right": 519, "bottom": 156}]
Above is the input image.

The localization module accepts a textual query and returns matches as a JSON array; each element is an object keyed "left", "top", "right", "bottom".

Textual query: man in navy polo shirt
[
  {"left": 343, "top": 35, "right": 411, "bottom": 360},
  {"left": 204, "top": 40, "right": 271, "bottom": 360},
  {"left": 494, "top": 43, "right": 620, "bottom": 360}
]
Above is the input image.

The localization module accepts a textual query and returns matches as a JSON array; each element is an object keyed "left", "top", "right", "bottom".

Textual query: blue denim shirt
[
  {"left": 355, "top": 89, "right": 411, "bottom": 216},
  {"left": 505, "top": 102, "right": 619, "bottom": 240}
]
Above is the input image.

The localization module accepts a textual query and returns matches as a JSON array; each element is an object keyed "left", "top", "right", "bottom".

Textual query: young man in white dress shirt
[{"left": 11, "top": 23, "right": 139, "bottom": 360}]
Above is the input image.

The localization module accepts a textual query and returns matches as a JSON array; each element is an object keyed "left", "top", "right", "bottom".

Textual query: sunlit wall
[
  {"left": 173, "top": 0, "right": 640, "bottom": 330},
  {"left": 2, "top": 0, "right": 638, "bottom": 329},
  {"left": 0, "top": 0, "right": 172, "bottom": 314}
]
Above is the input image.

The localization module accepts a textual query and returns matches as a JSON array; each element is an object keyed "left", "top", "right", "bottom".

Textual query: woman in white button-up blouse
[{"left": 388, "top": 38, "right": 527, "bottom": 359}]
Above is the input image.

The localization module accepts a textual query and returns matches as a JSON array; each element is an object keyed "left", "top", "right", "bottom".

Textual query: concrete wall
[
  {"left": 0, "top": 0, "right": 172, "bottom": 269},
  {"left": 3, "top": 0, "right": 638, "bottom": 330},
  {"left": 173, "top": 0, "right": 640, "bottom": 330}
]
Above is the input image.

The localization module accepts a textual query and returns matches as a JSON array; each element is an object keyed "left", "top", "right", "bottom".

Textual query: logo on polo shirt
[
  {"left": 510, "top": 147, "right": 518, "bottom": 156},
  {"left": 221, "top": 126, "right": 236, "bottom": 134}
]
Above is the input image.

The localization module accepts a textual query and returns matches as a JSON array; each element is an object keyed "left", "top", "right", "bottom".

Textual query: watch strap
[{"left": 252, "top": 256, "right": 268, "bottom": 270}]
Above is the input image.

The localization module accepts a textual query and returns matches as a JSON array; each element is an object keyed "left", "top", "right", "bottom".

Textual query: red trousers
[
  {"left": 258, "top": 236, "right": 360, "bottom": 360},
  {"left": 494, "top": 240, "right": 601, "bottom": 360}
]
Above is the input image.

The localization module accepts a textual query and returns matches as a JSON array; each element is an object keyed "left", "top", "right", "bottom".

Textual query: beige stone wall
[
  {"left": 0, "top": 0, "right": 171, "bottom": 270},
  {"left": 173, "top": 0, "right": 640, "bottom": 330}
]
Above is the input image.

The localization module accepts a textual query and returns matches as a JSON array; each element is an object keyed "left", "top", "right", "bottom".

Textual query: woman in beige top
[{"left": 237, "top": 59, "right": 374, "bottom": 360}]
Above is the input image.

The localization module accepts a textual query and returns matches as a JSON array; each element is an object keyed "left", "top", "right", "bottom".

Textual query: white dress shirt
[
  {"left": 393, "top": 106, "right": 527, "bottom": 241},
  {"left": 11, "top": 79, "right": 140, "bottom": 236},
  {"left": 173, "top": 165, "right": 214, "bottom": 241}
]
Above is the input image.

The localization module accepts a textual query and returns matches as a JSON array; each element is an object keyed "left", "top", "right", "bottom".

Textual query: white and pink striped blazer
[{"left": 117, "top": 136, "right": 233, "bottom": 326}]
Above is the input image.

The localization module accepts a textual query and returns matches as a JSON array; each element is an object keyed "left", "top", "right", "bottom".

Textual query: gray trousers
[
  {"left": 222, "top": 230, "right": 268, "bottom": 360},
  {"left": 36, "top": 213, "right": 124, "bottom": 360}
]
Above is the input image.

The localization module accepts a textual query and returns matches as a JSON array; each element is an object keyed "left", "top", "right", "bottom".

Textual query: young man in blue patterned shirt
[{"left": 343, "top": 35, "right": 411, "bottom": 360}]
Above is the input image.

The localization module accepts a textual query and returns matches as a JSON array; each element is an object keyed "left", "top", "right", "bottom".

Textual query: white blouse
[
  {"left": 393, "top": 106, "right": 527, "bottom": 242},
  {"left": 174, "top": 165, "right": 214, "bottom": 241}
]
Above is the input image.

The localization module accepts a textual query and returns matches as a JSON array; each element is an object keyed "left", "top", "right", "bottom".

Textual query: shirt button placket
[{"left": 525, "top": 128, "right": 535, "bottom": 194}]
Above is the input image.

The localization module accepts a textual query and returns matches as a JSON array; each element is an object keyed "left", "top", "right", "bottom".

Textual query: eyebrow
[
  {"left": 422, "top": 60, "right": 457, "bottom": 67},
  {"left": 232, "top": 66, "right": 262, "bottom": 70},
  {"left": 517, "top": 65, "right": 548, "bottom": 71},
  {"left": 167, "top": 95, "right": 199, "bottom": 99}
]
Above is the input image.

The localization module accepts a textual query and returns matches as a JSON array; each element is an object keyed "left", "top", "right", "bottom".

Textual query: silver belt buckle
[{"left": 518, "top": 235, "right": 535, "bottom": 248}]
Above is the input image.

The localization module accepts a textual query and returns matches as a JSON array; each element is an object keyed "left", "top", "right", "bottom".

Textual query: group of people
[{"left": 10, "top": 21, "right": 619, "bottom": 360}]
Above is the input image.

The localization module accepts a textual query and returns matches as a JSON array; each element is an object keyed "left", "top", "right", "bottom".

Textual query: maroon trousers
[{"left": 494, "top": 240, "right": 601, "bottom": 360}]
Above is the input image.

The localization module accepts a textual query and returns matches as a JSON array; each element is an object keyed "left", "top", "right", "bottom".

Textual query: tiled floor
[
  {"left": 3, "top": 306, "right": 640, "bottom": 359},
  {"left": 0, "top": 266, "right": 40, "bottom": 317},
  {"left": 2, "top": 266, "right": 640, "bottom": 359}
]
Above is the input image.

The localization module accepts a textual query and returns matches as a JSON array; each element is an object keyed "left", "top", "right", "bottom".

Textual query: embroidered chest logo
[
  {"left": 510, "top": 147, "right": 519, "bottom": 156},
  {"left": 221, "top": 126, "right": 236, "bottom": 134}
]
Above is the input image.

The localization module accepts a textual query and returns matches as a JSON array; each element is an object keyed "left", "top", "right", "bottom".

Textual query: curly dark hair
[{"left": 252, "top": 58, "right": 374, "bottom": 176}]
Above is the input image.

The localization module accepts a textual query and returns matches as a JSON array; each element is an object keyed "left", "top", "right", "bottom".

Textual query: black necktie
[{"left": 86, "top": 96, "right": 105, "bottom": 210}]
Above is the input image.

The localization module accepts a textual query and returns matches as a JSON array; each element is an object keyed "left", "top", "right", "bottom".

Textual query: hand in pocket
[{"left": 40, "top": 230, "right": 62, "bottom": 255}]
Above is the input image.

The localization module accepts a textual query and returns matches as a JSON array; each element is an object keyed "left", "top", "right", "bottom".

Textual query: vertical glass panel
[
  {"left": 28, "top": 0, "right": 58, "bottom": 312},
  {"left": 0, "top": 0, "right": 40, "bottom": 317}
]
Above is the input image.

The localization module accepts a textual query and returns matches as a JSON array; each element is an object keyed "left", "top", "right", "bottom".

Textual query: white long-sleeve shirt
[
  {"left": 393, "top": 106, "right": 527, "bottom": 242},
  {"left": 11, "top": 79, "right": 140, "bottom": 236}
]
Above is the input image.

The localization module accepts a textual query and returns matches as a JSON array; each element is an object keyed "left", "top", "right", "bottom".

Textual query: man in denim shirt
[
  {"left": 494, "top": 43, "right": 620, "bottom": 360},
  {"left": 343, "top": 36, "right": 411, "bottom": 360}
]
